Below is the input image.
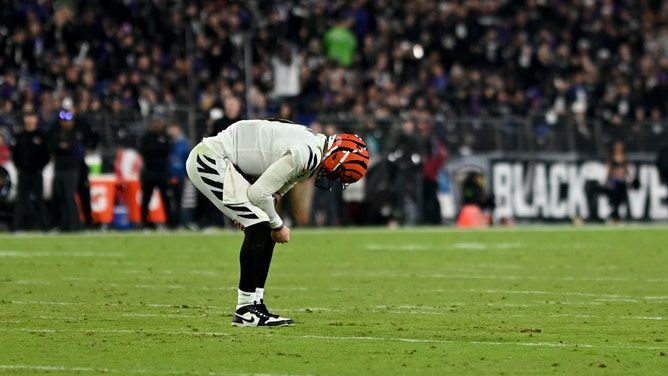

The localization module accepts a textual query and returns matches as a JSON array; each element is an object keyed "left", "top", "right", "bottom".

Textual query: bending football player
[{"left": 186, "top": 118, "right": 369, "bottom": 326}]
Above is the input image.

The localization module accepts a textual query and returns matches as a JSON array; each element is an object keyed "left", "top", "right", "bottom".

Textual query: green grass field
[{"left": 1, "top": 226, "right": 667, "bottom": 375}]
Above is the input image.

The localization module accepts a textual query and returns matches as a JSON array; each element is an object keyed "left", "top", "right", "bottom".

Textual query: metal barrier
[
  {"left": 311, "top": 114, "right": 666, "bottom": 157},
  {"left": 2, "top": 110, "right": 665, "bottom": 156}
]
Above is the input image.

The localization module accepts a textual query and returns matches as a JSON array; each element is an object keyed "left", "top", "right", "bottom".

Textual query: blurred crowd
[
  {"left": 2, "top": 0, "right": 668, "bottom": 230},
  {"left": 0, "top": 0, "right": 668, "bottom": 132},
  {"left": 3, "top": 1, "right": 668, "bottom": 138}
]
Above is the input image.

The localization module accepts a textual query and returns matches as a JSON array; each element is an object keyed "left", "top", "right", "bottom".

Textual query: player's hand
[
  {"left": 271, "top": 225, "right": 290, "bottom": 244},
  {"left": 233, "top": 220, "right": 245, "bottom": 232}
]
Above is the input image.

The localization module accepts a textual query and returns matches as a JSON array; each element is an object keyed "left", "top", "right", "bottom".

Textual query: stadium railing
[{"left": 2, "top": 109, "right": 665, "bottom": 157}]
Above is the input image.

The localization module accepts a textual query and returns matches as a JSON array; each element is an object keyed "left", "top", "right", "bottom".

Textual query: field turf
[{"left": 0, "top": 226, "right": 667, "bottom": 375}]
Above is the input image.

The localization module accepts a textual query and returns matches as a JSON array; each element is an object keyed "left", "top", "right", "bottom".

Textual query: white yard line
[
  {"left": 0, "top": 327, "right": 665, "bottom": 351},
  {"left": 11, "top": 274, "right": 665, "bottom": 289},
  {"left": 36, "top": 315, "right": 78, "bottom": 320},
  {"left": 463, "top": 289, "right": 668, "bottom": 300},
  {"left": 0, "top": 251, "right": 124, "bottom": 257},
  {"left": 327, "top": 271, "right": 666, "bottom": 283},
  {"left": 0, "top": 365, "right": 302, "bottom": 376},
  {"left": 26, "top": 306, "right": 662, "bottom": 320},
  {"left": 12, "top": 279, "right": 52, "bottom": 285},
  {"left": 366, "top": 242, "right": 525, "bottom": 251},
  {"left": 120, "top": 313, "right": 220, "bottom": 318},
  {"left": 0, "top": 365, "right": 104, "bottom": 373},
  {"left": 6, "top": 300, "right": 226, "bottom": 310},
  {"left": 550, "top": 314, "right": 665, "bottom": 321},
  {"left": 7, "top": 301, "right": 664, "bottom": 321}
]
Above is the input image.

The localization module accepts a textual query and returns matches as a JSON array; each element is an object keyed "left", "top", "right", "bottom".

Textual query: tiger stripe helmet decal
[{"left": 316, "top": 134, "right": 370, "bottom": 190}]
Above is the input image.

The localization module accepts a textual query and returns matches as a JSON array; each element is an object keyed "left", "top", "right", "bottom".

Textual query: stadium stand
[{"left": 1, "top": 1, "right": 667, "bottom": 149}]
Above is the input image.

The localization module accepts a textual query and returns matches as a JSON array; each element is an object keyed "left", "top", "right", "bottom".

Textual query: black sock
[
  {"left": 238, "top": 222, "right": 270, "bottom": 293},
  {"left": 256, "top": 230, "right": 276, "bottom": 290}
]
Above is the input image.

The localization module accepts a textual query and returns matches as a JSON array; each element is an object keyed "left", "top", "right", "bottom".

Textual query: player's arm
[{"left": 246, "top": 153, "right": 298, "bottom": 230}]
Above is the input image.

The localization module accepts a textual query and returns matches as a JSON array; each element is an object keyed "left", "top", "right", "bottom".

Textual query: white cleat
[{"left": 231, "top": 304, "right": 293, "bottom": 327}]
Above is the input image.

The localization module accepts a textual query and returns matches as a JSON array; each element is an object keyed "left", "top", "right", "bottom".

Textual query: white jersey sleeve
[
  {"left": 247, "top": 154, "right": 296, "bottom": 229},
  {"left": 247, "top": 144, "right": 322, "bottom": 228},
  {"left": 276, "top": 143, "right": 322, "bottom": 195}
]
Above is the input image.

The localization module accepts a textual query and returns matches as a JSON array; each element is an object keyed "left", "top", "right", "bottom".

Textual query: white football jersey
[{"left": 202, "top": 119, "right": 326, "bottom": 180}]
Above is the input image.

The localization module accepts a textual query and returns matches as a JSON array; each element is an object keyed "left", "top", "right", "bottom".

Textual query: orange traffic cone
[{"left": 456, "top": 204, "right": 489, "bottom": 228}]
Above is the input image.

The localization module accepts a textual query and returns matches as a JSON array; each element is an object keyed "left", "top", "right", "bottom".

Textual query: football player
[{"left": 185, "top": 118, "right": 369, "bottom": 326}]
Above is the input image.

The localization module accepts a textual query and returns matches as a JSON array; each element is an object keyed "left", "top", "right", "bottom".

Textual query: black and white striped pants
[{"left": 185, "top": 143, "right": 269, "bottom": 228}]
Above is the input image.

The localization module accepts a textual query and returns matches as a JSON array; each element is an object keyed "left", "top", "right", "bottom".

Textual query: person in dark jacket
[
  {"left": 139, "top": 117, "right": 172, "bottom": 229},
  {"left": 387, "top": 119, "right": 425, "bottom": 225},
  {"left": 656, "top": 142, "right": 668, "bottom": 185},
  {"left": 73, "top": 114, "right": 100, "bottom": 228},
  {"left": 210, "top": 96, "right": 243, "bottom": 136},
  {"left": 48, "top": 110, "right": 83, "bottom": 232},
  {"left": 461, "top": 171, "right": 495, "bottom": 210},
  {"left": 11, "top": 108, "right": 51, "bottom": 231},
  {"left": 604, "top": 141, "right": 630, "bottom": 223},
  {"left": 47, "top": 104, "right": 99, "bottom": 228}
]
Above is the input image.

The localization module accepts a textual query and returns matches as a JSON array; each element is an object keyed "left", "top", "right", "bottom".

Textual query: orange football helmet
[{"left": 316, "top": 133, "right": 370, "bottom": 190}]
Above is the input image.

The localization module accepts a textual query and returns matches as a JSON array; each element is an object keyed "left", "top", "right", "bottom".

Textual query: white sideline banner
[{"left": 491, "top": 159, "right": 668, "bottom": 221}]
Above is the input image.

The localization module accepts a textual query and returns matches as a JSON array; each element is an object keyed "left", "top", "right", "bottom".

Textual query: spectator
[
  {"left": 309, "top": 122, "right": 344, "bottom": 226},
  {"left": 70, "top": 103, "right": 100, "bottom": 229},
  {"left": 600, "top": 82, "right": 638, "bottom": 143},
  {"left": 270, "top": 41, "right": 302, "bottom": 100},
  {"left": 603, "top": 141, "right": 631, "bottom": 224},
  {"left": 11, "top": 107, "right": 50, "bottom": 231},
  {"left": 0, "top": 71, "right": 19, "bottom": 104},
  {"left": 323, "top": 17, "right": 358, "bottom": 68},
  {"left": 106, "top": 96, "right": 137, "bottom": 147},
  {"left": 419, "top": 121, "right": 447, "bottom": 225},
  {"left": 166, "top": 122, "right": 190, "bottom": 229},
  {"left": 387, "top": 119, "right": 424, "bottom": 226},
  {"left": 0, "top": 165, "right": 9, "bottom": 218},
  {"left": 0, "top": 132, "right": 9, "bottom": 165},
  {"left": 210, "top": 96, "right": 243, "bottom": 136},
  {"left": 657, "top": 141, "right": 668, "bottom": 185},
  {"left": 48, "top": 110, "right": 83, "bottom": 232},
  {"left": 138, "top": 117, "right": 172, "bottom": 230},
  {"left": 0, "top": 99, "right": 17, "bottom": 139},
  {"left": 460, "top": 171, "right": 495, "bottom": 213}
]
